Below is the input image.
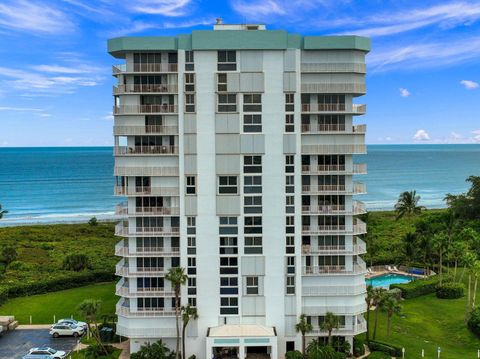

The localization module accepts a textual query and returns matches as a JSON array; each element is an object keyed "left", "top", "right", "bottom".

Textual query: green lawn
[
  {"left": 365, "top": 292, "right": 480, "bottom": 358},
  {"left": 0, "top": 282, "right": 117, "bottom": 324}
]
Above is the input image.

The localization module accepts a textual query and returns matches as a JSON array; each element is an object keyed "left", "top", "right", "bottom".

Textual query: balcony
[
  {"left": 114, "top": 166, "right": 179, "bottom": 177},
  {"left": 301, "top": 123, "right": 367, "bottom": 134},
  {"left": 301, "top": 144, "right": 367, "bottom": 155},
  {"left": 115, "top": 203, "right": 128, "bottom": 216},
  {"left": 301, "top": 239, "right": 366, "bottom": 255},
  {"left": 354, "top": 182, "right": 367, "bottom": 194},
  {"left": 301, "top": 183, "right": 365, "bottom": 194},
  {"left": 308, "top": 318, "right": 367, "bottom": 336},
  {"left": 113, "top": 84, "right": 178, "bottom": 95},
  {"left": 116, "top": 324, "right": 177, "bottom": 338},
  {"left": 302, "top": 303, "right": 367, "bottom": 316},
  {"left": 112, "top": 63, "right": 178, "bottom": 75},
  {"left": 116, "top": 304, "right": 176, "bottom": 318},
  {"left": 115, "top": 243, "right": 180, "bottom": 257},
  {"left": 114, "top": 186, "right": 180, "bottom": 196},
  {"left": 302, "top": 284, "right": 366, "bottom": 296},
  {"left": 116, "top": 284, "right": 174, "bottom": 298},
  {"left": 113, "top": 104, "right": 178, "bottom": 115},
  {"left": 114, "top": 203, "right": 180, "bottom": 216},
  {"left": 301, "top": 103, "right": 366, "bottom": 115},
  {"left": 302, "top": 164, "right": 346, "bottom": 174},
  {"left": 114, "top": 145, "right": 179, "bottom": 156},
  {"left": 353, "top": 163, "right": 367, "bottom": 175},
  {"left": 353, "top": 219, "right": 367, "bottom": 235},
  {"left": 302, "top": 262, "right": 367, "bottom": 276},
  {"left": 302, "top": 221, "right": 366, "bottom": 235},
  {"left": 115, "top": 263, "right": 166, "bottom": 277},
  {"left": 114, "top": 125, "right": 179, "bottom": 136},
  {"left": 301, "top": 201, "right": 366, "bottom": 215},
  {"left": 301, "top": 83, "right": 366, "bottom": 94},
  {"left": 115, "top": 223, "right": 180, "bottom": 237},
  {"left": 300, "top": 63, "right": 366, "bottom": 74}
]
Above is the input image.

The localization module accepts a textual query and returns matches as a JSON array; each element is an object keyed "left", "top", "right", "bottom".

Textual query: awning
[{"left": 208, "top": 325, "right": 276, "bottom": 338}]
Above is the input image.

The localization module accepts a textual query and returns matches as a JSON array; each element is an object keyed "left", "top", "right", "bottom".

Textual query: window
[
  {"left": 246, "top": 276, "right": 259, "bottom": 295},
  {"left": 186, "top": 176, "right": 196, "bottom": 195},
  {"left": 188, "top": 297, "right": 197, "bottom": 307},
  {"left": 286, "top": 236, "right": 295, "bottom": 254},
  {"left": 286, "top": 195, "right": 294, "bottom": 214},
  {"left": 220, "top": 277, "right": 238, "bottom": 295},
  {"left": 187, "top": 237, "right": 196, "bottom": 255},
  {"left": 244, "top": 156, "right": 262, "bottom": 173},
  {"left": 218, "top": 176, "right": 238, "bottom": 194},
  {"left": 285, "top": 114, "right": 294, "bottom": 132},
  {"left": 244, "top": 175, "right": 262, "bottom": 194},
  {"left": 220, "top": 237, "right": 238, "bottom": 254},
  {"left": 185, "top": 73, "right": 195, "bottom": 92},
  {"left": 219, "top": 216, "right": 238, "bottom": 235},
  {"left": 285, "top": 155, "right": 294, "bottom": 172},
  {"left": 217, "top": 51, "right": 236, "bottom": 71},
  {"left": 185, "top": 51, "right": 194, "bottom": 71},
  {"left": 187, "top": 257, "right": 196, "bottom": 275},
  {"left": 220, "top": 257, "right": 238, "bottom": 274},
  {"left": 287, "top": 256, "right": 295, "bottom": 274},
  {"left": 220, "top": 297, "right": 238, "bottom": 314},
  {"left": 185, "top": 94, "right": 195, "bottom": 113},
  {"left": 244, "top": 196, "right": 262, "bottom": 214},
  {"left": 286, "top": 175, "right": 294, "bottom": 193},
  {"left": 217, "top": 73, "right": 227, "bottom": 92},
  {"left": 218, "top": 94, "right": 237, "bottom": 112},
  {"left": 243, "top": 114, "right": 262, "bottom": 133},
  {"left": 243, "top": 94, "right": 262, "bottom": 112},
  {"left": 245, "top": 236, "right": 262, "bottom": 254},
  {"left": 244, "top": 216, "right": 262, "bottom": 234},
  {"left": 285, "top": 93, "right": 294, "bottom": 111},
  {"left": 286, "top": 276, "right": 295, "bottom": 294}
]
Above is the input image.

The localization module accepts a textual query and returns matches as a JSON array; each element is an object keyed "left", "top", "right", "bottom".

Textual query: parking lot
[{"left": 0, "top": 329, "right": 79, "bottom": 359}]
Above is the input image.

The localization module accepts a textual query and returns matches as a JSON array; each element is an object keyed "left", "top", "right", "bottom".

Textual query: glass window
[
  {"left": 243, "top": 114, "right": 262, "bottom": 133},
  {"left": 186, "top": 176, "right": 196, "bottom": 195},
  {"left": 246, "top": 276, "right": 259, "bottom": 295},
  {"left": 218, "top": 94, "right": 237, "bottom": 112},
  {"left": 217, "top": 51, "right": 237, "bottom": 71},
  {"left": 218, "top": 176, "right": 238, "bottom": 194},
  {"left": 185, "top": 94, "right": 195, "bottom": 113},
  {"left": 243, "top": 94, "right": 262, "bottom": 112}
]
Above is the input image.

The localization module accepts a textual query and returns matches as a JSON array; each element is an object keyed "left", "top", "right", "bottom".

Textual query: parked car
[
  {"left": 49, "top": 323, "right": 84, "bottom": 338},
  {"left": 22, "top": 355, "right": 53, "bottom": 359},
  {"left": 56, "top": 318, "right": 88, "bottom": 330},
  {"left": 28, "top": 347, "right": 68, "bottom": 358}
]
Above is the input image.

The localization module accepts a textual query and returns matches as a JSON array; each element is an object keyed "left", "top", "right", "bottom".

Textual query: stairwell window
[
  {"left": 186, "top": 176, "right": 196, "bottom": 195},
  {"left": 286, "top": 276, "right": 295, "bottom": 294},
  {"left": 218, "top": 94, "right": 237, "bottom": 112},
  {"left": 285, "top": 93, "right": 295, "bottom": 111},
  {"left": 185, "top": 51, "right": 194, "bottom": 71},
  {"left": 217, "top": 73, "right": 227, "bottom": 92},
  {"left": 185, "top": 94, "right": 195, "bottom": 113},
  {"left": 243, "top": 94, "right": 262, "bottom": 112},
  {"left": 243, "top": 114, "right": 262, "bottom": 133},
  {"left": 244, "top": 236, "right": 262, "bottom": 254},
  {"left": 285, "top": 114, "right": 294, "bottom": 132},
  {"left": 217, "top": 50, "right": 236, "bottom": 71},
  {"left": 184, "top": 73, "right": 195, "bottom": 92},
  {"left": 246, "top": 276, "right": 259, "bottom": 295}
]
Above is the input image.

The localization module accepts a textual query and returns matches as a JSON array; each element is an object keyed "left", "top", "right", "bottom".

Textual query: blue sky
[{"left": 0, "top": 0, "right": 480, "bottom": 146}]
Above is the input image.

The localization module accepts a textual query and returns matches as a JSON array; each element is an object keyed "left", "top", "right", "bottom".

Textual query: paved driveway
[{"left": 0, "top": 329, "right": 78, "bottom": 359}]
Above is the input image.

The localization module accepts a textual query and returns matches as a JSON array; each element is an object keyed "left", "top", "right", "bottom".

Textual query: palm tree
[
  {"left": 394, "top": 190, "right": 425, "bottom": 220},
  {"left": 432, "top": 232, "right": 449, "bottom": 285},
  {"left": 380, "top": 295, "right": 401, "bottom": 336},
  {"left": 181, "top": 304, "right": 198, "bottom": 359},
  {"left": 450, "top": 241, "right": 468, "bottom": 281},
  {"left": 372, "top": 287, "right": 386, "bottom": 340},
  {"left": 403, "top": 232, "right": 417, "bottom": 265},
  {"left": 165, "top": 267, "right": 188, "bottom": 359},
  {"left": 295, "top": 314, "right": 312, "bottom": 357},
  {"left": 365, "top": 285, "right": 374, "bottom": 342},
  {"left": 320, "top": 311, "right": 340, "bottom": 346},
  {"left": 464, "top": 252, "right": 477, "bottom": 321},
  {"left": 77, "top": 299, "right": 107, "bottom": 354},
  {"left": 0, "top": 204, "right": 7, "bottom": 219},
  {"left": 471, "top": 261, "right": 480, "bottom": 309}
]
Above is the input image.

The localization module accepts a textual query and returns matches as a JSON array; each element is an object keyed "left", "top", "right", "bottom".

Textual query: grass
[
  {"left": 70, "top": 348, "right": 121, "bottom": 359},
  {"left": 0, "top": 282, "right": 117, "bottom": 324}
]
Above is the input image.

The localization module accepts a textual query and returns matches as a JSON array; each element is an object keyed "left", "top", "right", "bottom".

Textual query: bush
[
  {"left": 368, "top": 340, "right": 402, "bottom": 357},
  {"left": 436, "top": 282, "right": 465, "bottom": 299},
  {"left": 468, "top": 307, "right": 480, "bottom": 337},
  {"left": 1, "top": 246, "right": 17, "bottom": 265},
  {"left": 391, "top": 276, "right": 441, "bottom": 299},
  {"left": 188, "top": 356, "right": 196, "bottom": 359},
  {"left": 88, "top": 217, "right": 98, "bottom": 226},
  {"left": 353, "top": 337, "right": 365, "bottom": 357},
  {"left": 84, "top": 344, "right": 115, "bottom": 359},
  {"left": 387, "top": 288, "right": 402, "bottom": 301},
  {"left": 62, "top": 254, "right": 92, "bottom": 271},
  {"left": 7, "top": 261, "right": 34, "bottom": 271},
  {"left": 285, "top": 351, "right": 303, "bottom": 359},
  {"left": 368, "top": 352, "right": 391, "bottom": 359}
]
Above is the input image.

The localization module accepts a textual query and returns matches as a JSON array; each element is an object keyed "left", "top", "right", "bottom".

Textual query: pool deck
[{"left": 365, "top": 269, "right": 428, "bottom": 280}]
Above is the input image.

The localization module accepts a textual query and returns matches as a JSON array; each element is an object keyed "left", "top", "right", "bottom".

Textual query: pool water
[{"left": 366, "top": 273, "right": 414, "bottom": 288}]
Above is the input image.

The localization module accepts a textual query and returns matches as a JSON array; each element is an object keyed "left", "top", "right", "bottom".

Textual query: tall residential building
[{"left": 109, "top": 22, "right": 369, "bottom": 359}]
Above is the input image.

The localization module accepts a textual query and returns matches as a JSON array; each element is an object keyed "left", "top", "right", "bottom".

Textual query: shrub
[
  {"left": 390, "top": 276, "right": 441, "bottom": 299},
  {"left": 1, "top": 246, "right": 17, "bottom": 265},
  {"left": 62, "top": 254, "right": 92, "bottom": 271},
  {"left": 353, "top": 337, "right": 365, "bottom": 357},
  {"left": 368, "top": 352, "right": 391, "bottom": 359},
  {"left": 285, "top": 351, "right": 303, "bottom": 359},
  {"left": 436, "top": 282, "right": 465, "bottom": 299},
  {"left": 84, "top": 344, "right": 115, "bottom": 359},
  {"left": 368, "top": 340, "right": 402, "bottom": 357},
  {"left": 387, "top": 288, "right": 402, "bottom": 301},
  {"left": 7, "top": 261, "right": 34, "bottom": 271},
  {"left": 468, "top": 307, "right": 480, "bottom": 337},
  {"left": 130, "top": 339, "right": 175, "bottom": 359},
  {"left": 88, "top": 217, "right": 98, "bottom": 226},
  {"left": 188, "top": 356, "right": 196, "bottom": 359}
]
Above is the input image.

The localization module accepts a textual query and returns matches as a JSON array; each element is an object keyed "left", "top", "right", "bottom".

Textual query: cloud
[
  {"left": 107, "top": 18, "right": 212, "bottom": 36},
  {"left": 450, "top": 131, "right": 463, "bottom": 140},
  {"left": 232, "top": 0, "right": 286, "bottom": 17},
  {"left": 0, "top": 106, "right": 45, "bottom": 112},
  {"left": 460, "top": 80, "right": 479, "bottom": 89},
  {"left": 473, "top": 130, "right": 480, "bottom": 142},
  {"left": 413, "top": 129, "right": 431, "bottom": 141},
  {"left": 128, "top": 0, "right": 193, "bottom": 16},
  {"left": 399, "top": 88, "right": 410, "bottom": 97},
  {"left": 102, "top": 113, "right": 114, "bottom": 121},
  {"left": 0, "top": 0, "right": 74, "bottom": 34},
  {"left": 31, "top": 64, "right": 103, "bottom": 74}
]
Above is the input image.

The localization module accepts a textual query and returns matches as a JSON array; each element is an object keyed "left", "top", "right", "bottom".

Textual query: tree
[
  {"left": 62, "top": 253, "right": 91, "bottom": 271},
  {"left": 0, "top": 204, "right": 7, "bottom": 219},
  {"left": 285, "top": 350, "right": 304, "bottom": 359},
  {"left": 403, "top": 232, "right": 417, "bottom": 265},
  {"left": 165, "top": 267, "right": 188, "bottom": 359},
  {"left": 464, "top": 252, "right": 477, "bottom": 320},
  {"left": 306, "top": 341, "right": 339, "bottom": 359},
  {"left": 295, "top": 314, "right": 313, "bottom": 356},
  {"left": 88, "top": 217, "right": 98, "bottom": 226},
  {"left": 394, "top": 190, "right": 425, "bottom": 220},
  {"left": 446, "top": 176, "right": 480, "bottom": 220},
  {"left": 131, "top": 339, "right": 175, "bottom": 359},
  {"left": 380, "top": 294, "right": 401, "bottom": 336},
  {"left": 365, "top": 285, "right": 374, "bottom": 342},
  {"left": 432, "top": 232, "right": 449, "bottom": 285},
  {"left": 181, "top": 304, "right": 198, "bottom": 359},
  {"left": 372, "top": 288, "right": 386, "bottom": 340},
  {"left": 320, "top": 312, "right": 340, "bottom": 346},
  {"left": 1, "top": 246, "right": 17, "bottom": 265},
  {"left": 471, "top": 261, "right": 480, "bottom": 309},
  {"left": 77, "top": 299, "right": 107, "bottom": 354}
]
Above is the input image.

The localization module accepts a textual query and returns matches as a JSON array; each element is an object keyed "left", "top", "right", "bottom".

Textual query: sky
[{"left": 0, "top": 0, "right": 480, "bottom": 146}]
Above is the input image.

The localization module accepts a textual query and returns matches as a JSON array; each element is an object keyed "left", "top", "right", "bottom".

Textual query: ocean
[{"left": 0, "top": 145, "right": 478, "bottom": 226}]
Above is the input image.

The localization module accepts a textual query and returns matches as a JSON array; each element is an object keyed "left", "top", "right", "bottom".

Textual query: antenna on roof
[{"left": 216, "top": 18, "right": 222, "bottom": 25}]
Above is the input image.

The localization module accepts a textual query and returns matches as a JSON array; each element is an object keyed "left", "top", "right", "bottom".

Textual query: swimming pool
[{"left": 366, "top": 273, "right": 415, "bottom": 288}]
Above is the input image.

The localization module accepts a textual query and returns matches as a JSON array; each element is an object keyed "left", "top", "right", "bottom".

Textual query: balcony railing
[
  {"left": 301, "top": 83, "right": 366, "bottom": 94},
  {"left": 302, "top": 183, "right": 366, "bottom": 194},
  {"left": 354, "top": 182, "right": 367, "bottom": 194},
  {"left": 301, "top": 201, "right": 366, "bottom": 215},
  {"left": 113, "top": 84, "right": 178, "bottom": 94},
  {"left": 302, "top": 221, "right": 366, "bottom": 235},
  {"left": 114, "top": 145, "right": 179, "bottom": 156},
  {"left": 302, "top": 284, "right": 366, "bottom": 296},
  {"left": 116, "top": 304, "right": 176, "bottom": 318},
  {"left": 115, "top": 264, "right": 166, "bottom": 277},
  {"left": 301, "top": 240, "right": 366, "bottom": 255},
  {"left": 114, "top": 104, "right": 178, "bottom": 115},
  {"left": 114, "top": 186, "right": 180, "bottom": 196},
  {"left": 354, "top": 219, "right": 367, "bottom": 234},
  {"left": 353, "top": 124, "right": 367, "bottom": 133},
  {"left": 115, "top": 203, "right": 128, "bottom": 216},
  {"left": 116, "top": 324, "right": 177, "bottom": 338},
  {"left": 114, "top": 166, "right": 179, "bottom": 177},
  {"left": 300, "top": 63, "right": 366, "bottom": 74},
  {"left": 353, "top": 163, "right": 367, "bottom": 174},
  {"left": 116, "top": 284, "right": 174, "bottom": 298},
  {"left": 301, "top": 144, "right": 367, "bottom": 154},
  {"left": 301, "top": 123, "right": 367, "bottom": 134},
  {"left": 308, "top": 319, "right": 367, "bottom": 336},
  {"left": 134, "top": 207, "right": 180, "bottom": 215},
  {"left": 302, "top": 164, "right": 346, "bottom": 174},
  {"left": 115, "top": 223, "right": 180, "bottom": 236},
  {"left": 353, "top": 201, "right": 367, "bottom": 214},
  {"left": 301, "top": 104, "right": 366, "bottom": 114},
  {"left": 113, "top": 125, "right": 179, "bottom": 136},
  {"left": 302, "top": 262, "right": 367, "bottom": 275},
  {"left": 302, "top": 304, "right": 367, "bottom": 316},
  {"left": 112, "top": 63, "right": 178, "bottom": 75},
  {"left": 115, "top": 243, "right": 180, "bottom": 257}
]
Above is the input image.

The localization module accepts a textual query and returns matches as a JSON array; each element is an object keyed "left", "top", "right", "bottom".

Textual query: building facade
[{"left": 109, "top": 23, "right": 369, "bottom": 359}]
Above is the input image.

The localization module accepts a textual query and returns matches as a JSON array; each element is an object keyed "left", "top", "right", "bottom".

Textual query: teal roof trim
[
  {"left": 303, "top": 36, "right": 371, "bottom": 52},
  {"left": 108, "top": 36, "right": 178, "bottom": 58},
  {"left": 191, "top": 30, "right": 289, "bottom": 50},
  {"left": 178, "top": 34, "right": 192, "bottom": 50}
]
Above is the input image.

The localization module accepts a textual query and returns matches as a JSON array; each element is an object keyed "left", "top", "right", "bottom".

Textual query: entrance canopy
[{"left": 209, "top": 325, "right": 276, "bottom": 338}]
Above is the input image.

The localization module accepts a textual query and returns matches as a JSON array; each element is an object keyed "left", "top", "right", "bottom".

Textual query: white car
[
  {"left": 49, "top": 323, "right": 84, "bottom": 338},
  {"left": 56, "top": 318, "right": 88, "bottom": 330},
  {"left": 28, "top": 347, "right": 68, "bottom": 358}
]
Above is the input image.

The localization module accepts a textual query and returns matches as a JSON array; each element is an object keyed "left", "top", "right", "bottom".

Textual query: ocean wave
[{"left": 0, "top": 211, "right": 119, "bottom": 227}]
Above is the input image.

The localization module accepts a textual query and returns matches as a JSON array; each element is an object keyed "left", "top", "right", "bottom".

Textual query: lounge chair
[
  {"left": 392, "top": 266, "right": 399, "bottom": 272},
  {"left": 386, "top": 266, "right": 393, "bottom": 272}
]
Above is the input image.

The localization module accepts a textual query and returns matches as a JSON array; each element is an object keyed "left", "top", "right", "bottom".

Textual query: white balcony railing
[
  {"left": 114, "top": 146, "right": 179, "bottom": 156},
  {"left": 301, "top": 104, "right": 366, "bottom": 114},
  {"left": 115, "top": 243, "right": 180, "bottom": 257},
  {"left": 354, "top": 219, "right": 367, "bottom": 234},
  {"left": 113, "top": 104, "right": 178, "bottom": 115},
  {"left": 114, "top": 186, "right": 180, "bottom": 196},
  {"left": 116, "top": 304, "right": 176, "bottom": 317},
  {"left": 301, "top": 83, "right": 366, "bottom": 94},
  {"left": 116, "top": 324, "right": 177, "bottom": 338},
  {"left": 302, "top": 284, "right": 366, "bottom": 296},
  {"left": 300, "top": 62, "right": 367, "bottom": 74},
  {"left": 302, "top": 164, "right": 346, "bottom": 174},
  {"left": 302, "top": 304, "right": 367, "bottom": 316},
  {"left": 113, "top": 84, "right": 178, "bottom": 94},
  {"left": 113, "top": 125, "right": 179, "bottom": 136},
  {"left": 115, "top": 223, "right": 180, "bottom": 237},
  {"left": 116, "top": 265, "right": 166, "bottom": 277},
  {"left": 115, "top": 204, "right": 180, "bottom": 216},
  {"left": 302, "top": 262, "right": 366, "bottom": 275},
  {"left": 308, "top": 318, "right": 367, "bottom": 336},
  {"left": 301, "top": 144, "right": 367, "bottom": 154},
  {"left": 116, "top": 284, "right": 175, "bottom": 298},
  {"left": 353, "top": 163, "right": 367, "bottom": 174},
  {"left": 112, "top": 63, "right": 178, "bottom": 75},
  {"left": 114, "top": 166, "right": 179, "bottom": 177}
]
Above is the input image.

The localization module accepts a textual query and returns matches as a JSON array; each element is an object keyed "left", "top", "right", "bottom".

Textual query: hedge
[
  {"left": 353, "top": 337, "right": 365, "bottom": 357},
  {"left": 0, "top": 270, "right": 116, "bottom": 306},
  {"left": 390, "top": 276, "right": 441, "bottom": 299},
  {"left": 368, "top": 352, "right": 391, "bottom": 359},
  {"left": 436, "top": 282, "right": 465, "bottom": 299},
  {"left": 368, "top": 340, "right": 403, "bottom": 357},
  {"left": 468, "top": 307, "right": 480, "bottom": 337}
]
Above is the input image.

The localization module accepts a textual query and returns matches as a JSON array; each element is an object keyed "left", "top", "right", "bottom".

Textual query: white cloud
[
  {"left": 473, "top": 130, "right": 480, "bottom": 142},
  {"left": 413, "top": 129, "right": 431, "bottom": 141},
  {"left": 102, "top": 113, "right": 114, "bottom": 121},
  {"left": 460, "top": 80, "right": 479, "bottom": 89},
  {"left": 0, "top": 106, "right": 44, "bottom": 112},
  {"left": 0, "top": 0, "right": 74, "bottom": 34},
  {"left": 399, "top": 88, "right": 410, "bottom": 97},
  {"left": 232, "top": 0, "right": 286, "bottom": 17},
  {"left": 450, "top": 131, "right": 463, "bottom": 140},
  {"left": 31, "top": 64, "right": 103, "bottom": 74},
  {"left": 107, "top": 18, "right": 211, "bottom": 36},
  {"left": 129, "top": 0, "right": 192, "bottom": 16}
]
